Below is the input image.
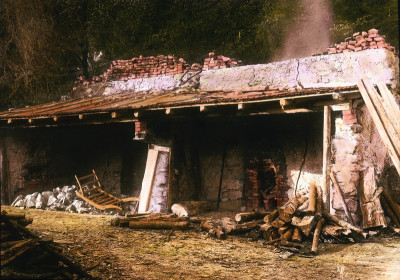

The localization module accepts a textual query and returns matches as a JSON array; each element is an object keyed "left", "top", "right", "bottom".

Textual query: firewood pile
[
  {"left": 314, "top": 28, "right": 397, "bottom": 56},
  {"left": 1, "top": 211, "right": 94, "bottom": 279},
  {"left": 202, "top": 52, "right": 242, "bottom": 71},
  {"left": 10, "top": 185, "right": 132, "bottom": 214}
]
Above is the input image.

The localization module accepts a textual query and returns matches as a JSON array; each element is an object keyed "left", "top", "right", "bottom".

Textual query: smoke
[{"left": 274, "top": 0, "right": 333, "bottom": 61}]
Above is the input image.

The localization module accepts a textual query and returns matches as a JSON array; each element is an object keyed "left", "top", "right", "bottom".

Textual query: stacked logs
[
  {"left": 313, "top": 29, "right": 396, "bottom": 56},
  {"left": 205, "top": 183, "right": 365, "bottom": 255},
  {"left": 1, "top": 211, "right": 93, "bottom": 279},
  {"left": 202, "top": 52, "right": 242, "bottom": 71}
]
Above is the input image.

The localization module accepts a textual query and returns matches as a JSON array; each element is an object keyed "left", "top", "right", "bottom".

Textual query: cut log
[
  {"left": 330, "top": 171, "right": 355, "bottom": 225},
  {"left": 260, "top": 224, "right": 275, "bottom": 240},
  {"left": 322, "top": 212, "right": 363, "bottom": 233},
  {"left": 171, "top": 201, "right": 210, "bottom": 217},
  {"left": 0, "top": 213, "right": 26, "bottom": 220},
  {"left": 129, "top": 220, "right": 190, "bottom": 230},
  {"left": 359, "top": 168, "right": 387, "bottom": 228},
  {"left": 2, "top": 217, "right": 94, "bottom": 279},
  {"left": 316, "top": 185, "right": 324, "bottom": 215},
  {"left": 278, "top": 225, "right": 290, "bottom": 235},
  {"left": 280, "top": 237, "right": 302, "bottom": 248},
  {"left": 271, "top": 217, "right": 288, "bottom": 229},
  {"left": 227, "top": 219, "right": 264, "bottom": 235},
  {"left": 295, "top": 199, "right": 309, "bottom": 216},
  {"left": 1, "top": 239, "right": 39, "bottom": 266},
  {"left": 221, "top": 218, "right": 238, "bottom": 235},
  {"left": 291, "top": 215, "right": 317, "bottom": 237},
  {"left": 279, "top": 195, "right": 307, "bottom": 222},
  {"left": 264, "top": 210, "right": 279, "bottom": 223},
  {"left": 307, "top": 183, "right": 317, "bottom": 214},
  {"left": 235, "top": 211, "right": 270, "bottom": 223},
  {"left": 282, "top": 228, "right": 294, "bottom": 240},
  {"left": 201, "top": 221, "right": 226, "bottom": 240},
  {"left": 292, "top": 227, "right": 302, "bottom": 243},
  {"left": 311, "top": 218, "right": 325, "bottom": 255}
]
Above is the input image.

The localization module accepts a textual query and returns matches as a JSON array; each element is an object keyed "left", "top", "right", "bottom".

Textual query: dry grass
[{"left": 2, "top": 206, "right": 400, "bottom": 280}]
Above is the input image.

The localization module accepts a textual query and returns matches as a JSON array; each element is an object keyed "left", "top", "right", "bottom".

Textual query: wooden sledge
[{"left": 75, "top": 170, "right": 139, "bottom": 212}]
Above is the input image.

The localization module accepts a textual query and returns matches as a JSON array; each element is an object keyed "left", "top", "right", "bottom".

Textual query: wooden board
[
  {"left": 358, "top": 79, "right": 400, "bottom": 175},
  {"left": 138, "top": 148, "right": 159, "bottom": 213}
]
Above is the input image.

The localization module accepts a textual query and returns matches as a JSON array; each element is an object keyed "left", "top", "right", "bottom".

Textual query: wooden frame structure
[{"left": 75, "top": 170, "right": 139, "bottom": 211}]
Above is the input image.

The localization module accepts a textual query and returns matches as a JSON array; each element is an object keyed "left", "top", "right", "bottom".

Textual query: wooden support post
[
  {"left": 330, "top": 171, "right": 355, "bottom": 226},
  {"left": 322, "top": 105, "right": 331, "bottom": 211}
]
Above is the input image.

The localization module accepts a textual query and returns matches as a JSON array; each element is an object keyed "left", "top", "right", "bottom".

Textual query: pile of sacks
[{"left": 10, "top": 186, "right": 102, "bottom": 214}]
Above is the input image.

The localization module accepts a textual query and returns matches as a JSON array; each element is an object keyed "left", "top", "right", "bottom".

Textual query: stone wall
[
  {"left": 199, "top": 49, "right": 399, "bottom": 91},
  {"left": 174, "top": 113, "right": 324, "bottom": 211},
  {"left": 1, "top": 123, "right": 146, "bottom": 204}
]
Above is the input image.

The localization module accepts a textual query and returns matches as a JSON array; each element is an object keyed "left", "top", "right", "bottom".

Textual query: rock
[
  {"left": 53, "top": 187, "right": 61, "bottom": 196},
  {"left": 14, "top": 199, "right": 26, "bottom": 208},
  {"left": 41, "top": 191, "right": 53, "bottom": 201},
  {"left": 57, "top": 192, "right": 66, "bottom": 200},
  {"left": 25, "top": 194, "right": 37, "bottom": 208},
  {"left": 71, "top": 200, "right": 90, "bottom": 213},
  {"left": 66, "top": 204, "right": 77, "bottom": 213},
  {"left": 11, "top": 195, "right": 24, "bottom": 206},
  {"left": 62, "top": 185, "right": 70, "bottom": 193},
  {"left": 35, "top": 193, "right": 46, "bottom": 209},
  {"left": 47, "top": 195, "right": 58, "bottom": 206}
]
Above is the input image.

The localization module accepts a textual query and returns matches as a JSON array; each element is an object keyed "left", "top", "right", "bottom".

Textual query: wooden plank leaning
[
  {"left": 357, "top": 79, "right": 400, "bottom": 175},
  {"left": 362, "top": 79, "right": 400, "bottom": 156}
]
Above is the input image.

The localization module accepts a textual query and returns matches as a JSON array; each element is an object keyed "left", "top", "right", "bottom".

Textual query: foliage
[
  {"left": 0, "top": 0, "right": 398, "bottom": 110},
  {"left": 331, "top": 0, "right": 398, "bottom": 49}
]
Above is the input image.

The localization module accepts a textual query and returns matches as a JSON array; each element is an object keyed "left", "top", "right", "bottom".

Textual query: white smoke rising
[{"left": 274, "top": 0, "right": 333, "bottom": 61}]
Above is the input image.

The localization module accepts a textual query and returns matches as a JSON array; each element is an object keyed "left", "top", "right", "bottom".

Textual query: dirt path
[{"left": 2, "top": 206, "right": 400, "bottom": 279}]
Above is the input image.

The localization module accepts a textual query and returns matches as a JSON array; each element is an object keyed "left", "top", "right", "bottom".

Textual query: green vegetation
[{"left": 0, "top": 0, "right": 398, "bottom": 109}]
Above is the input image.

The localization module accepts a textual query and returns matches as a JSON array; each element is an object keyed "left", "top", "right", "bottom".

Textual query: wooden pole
[
  {"left": 322, "top": 105, "right": 332, "bottom": 211},
  {"left": 330, "top": 171, "right": 355, "bottom": 226},
  {"left": 311, "top": 218, "right": 325, "bottom": 255}
]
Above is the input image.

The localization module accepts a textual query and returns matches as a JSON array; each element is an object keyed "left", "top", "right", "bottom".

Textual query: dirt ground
[{"left": 2, "top": 206, "right": 400, "bottom": 280}]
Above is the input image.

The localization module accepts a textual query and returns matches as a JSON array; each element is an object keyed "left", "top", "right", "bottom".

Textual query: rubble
[
  {"left": 10, "top": 185, "right": 123, "bottom": 215},
  {"left": 74, "top": 55, "right": 191, "bottom": 89},
  {"left": 314, "top": 28, "right": 397, "bottom": 56},
  {"left": 202, "top": 52, "right": 242, "bottom": 71}
]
